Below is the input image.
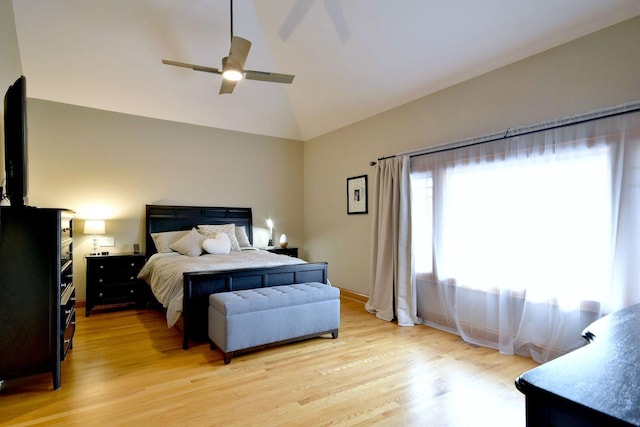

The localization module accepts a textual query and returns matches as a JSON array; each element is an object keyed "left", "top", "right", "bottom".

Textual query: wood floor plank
[{"left": 0, "top": 297, "right": 537, "bottom": 426}]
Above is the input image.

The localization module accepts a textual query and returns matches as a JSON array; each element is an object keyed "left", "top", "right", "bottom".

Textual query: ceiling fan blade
[
  {"left": 278, "top": 0, "right": 313, "bottom": 41},
  {"left": 245, "top": 70, "right": 295, "bottom": 84},
  {"left": 324, "top": 0, "right": 350, "bottom": 43},
  {"left": 162, "top": 59, "right": 221, "bottom": 75},
  {"left": 219, "top": 78, "right": 237, "bottom": 95},
  {"left": 228, "top": 36, "right": 251, "bottom": 70}
]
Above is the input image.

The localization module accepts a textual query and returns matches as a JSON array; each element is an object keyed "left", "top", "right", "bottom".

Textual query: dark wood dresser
[
  {"left": 515, "top": 303, "right": 640, "bottom": 426},
  {"left": 0, "top": 207, "right": 75, "bottom": 390},
  {"left": 85, "top": 253, "right": 146, "bottom": 316}
]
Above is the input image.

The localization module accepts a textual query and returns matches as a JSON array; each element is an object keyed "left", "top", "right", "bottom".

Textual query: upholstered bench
[{"left": 208, "top": 282, "right": 340, "bottom": 364}]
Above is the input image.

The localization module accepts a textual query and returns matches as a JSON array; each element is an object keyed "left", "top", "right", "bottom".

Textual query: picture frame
[{"left": 347, "top": 175, "right": 368, "bottom": 214}]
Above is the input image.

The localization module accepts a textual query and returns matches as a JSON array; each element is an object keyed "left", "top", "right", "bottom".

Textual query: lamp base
[
  {"left": 91, "top": 235, "right": 101, "bottom": 256},
  {"left": 268, "top": 239, "right": 273, "bottom": 247}
]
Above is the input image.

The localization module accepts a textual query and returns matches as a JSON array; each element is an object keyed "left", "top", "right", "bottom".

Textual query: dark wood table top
[{"left": 516, "top": 303, "right": 640, "bottom": 426}]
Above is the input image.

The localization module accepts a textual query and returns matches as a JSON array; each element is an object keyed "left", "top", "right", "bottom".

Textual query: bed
[{"left": 139, "top": 204, "right": 329, "bottom": 349}]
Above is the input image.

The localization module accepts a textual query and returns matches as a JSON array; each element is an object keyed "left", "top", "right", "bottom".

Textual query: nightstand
[
  {"left": 85, "top": 253, "right": 146, "bottom": 316},
  {"left": 266, "top": 247, "right": 299, "bottom": 257}
]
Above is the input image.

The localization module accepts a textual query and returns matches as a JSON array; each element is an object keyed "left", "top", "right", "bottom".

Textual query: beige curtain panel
[{"left": 366, "top": 156, "right": 420, "bottom": 326}]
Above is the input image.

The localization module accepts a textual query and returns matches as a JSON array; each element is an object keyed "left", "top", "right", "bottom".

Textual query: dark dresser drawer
[{"left": 61, "top": 286, "right": 75, "bottom": 361}]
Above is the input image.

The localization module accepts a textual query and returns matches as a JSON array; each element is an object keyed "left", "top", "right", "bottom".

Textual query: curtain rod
[{"left": 370, "top": 100, "right": 640, "bottom": 166}]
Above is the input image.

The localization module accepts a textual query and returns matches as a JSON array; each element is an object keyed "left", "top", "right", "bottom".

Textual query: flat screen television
[{"left": 3, "top": 76, "right": 28, "bottom": 207}]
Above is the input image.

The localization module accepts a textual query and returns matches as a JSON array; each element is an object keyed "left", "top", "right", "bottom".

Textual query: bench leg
[
  {"left": 223, "top": 352, "right": 233, "bottom": 364},
  {"left": 331, "top": 329, "right": 339, "bottom": 339}
]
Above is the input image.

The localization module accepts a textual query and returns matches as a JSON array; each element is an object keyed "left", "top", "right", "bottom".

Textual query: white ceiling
[{"left": 11, "top": 0, "right": 640, "bottom": 141}]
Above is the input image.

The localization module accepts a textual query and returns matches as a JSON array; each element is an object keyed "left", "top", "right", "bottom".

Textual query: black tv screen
[{"left": 3, "top": 75, "right": 28, "bottom": 207}]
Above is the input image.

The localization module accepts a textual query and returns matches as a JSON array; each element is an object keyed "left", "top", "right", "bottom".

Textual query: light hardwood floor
[{"left": 0, "top": 297, "right": 537, "bottom": 426}]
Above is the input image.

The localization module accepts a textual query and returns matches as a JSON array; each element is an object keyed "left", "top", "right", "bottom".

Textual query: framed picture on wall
[{"left": 347, "top": 175, "right": 368, "bottom": 214}]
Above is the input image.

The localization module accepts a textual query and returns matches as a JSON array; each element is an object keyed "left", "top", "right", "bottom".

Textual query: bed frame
[
  {"left": 144, "top": 205, "right": 329, "bottom": 349},
  {"left": 145, "top": 204, "right": 254, "bottom": 257}
]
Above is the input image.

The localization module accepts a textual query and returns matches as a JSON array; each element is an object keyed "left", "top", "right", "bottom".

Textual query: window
[
  {"left": 410, "top": 172, "right": 432, "bottom": 274},
  {"left": 412, "top": 146, "right": 611, "bottom": 309},
  {"left": 408, "top": 111, "right": 640, "bottom": 362}
]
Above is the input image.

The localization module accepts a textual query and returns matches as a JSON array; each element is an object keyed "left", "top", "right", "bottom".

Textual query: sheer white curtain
[
  {"left": 410, "top": 110, "right": 640, "bottom": 363},
  {"left": 366, "top": 156, "right": 421, "bottom": 326}
]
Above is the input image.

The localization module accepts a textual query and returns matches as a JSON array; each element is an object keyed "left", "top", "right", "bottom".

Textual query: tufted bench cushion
[{"left": 208, "top": 282, "right": 340, "bottom": 363}]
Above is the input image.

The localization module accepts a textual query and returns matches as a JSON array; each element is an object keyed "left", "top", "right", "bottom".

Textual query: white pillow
[
  {"left": 151, "top": 230, "right": 189, "bottom": 253},
  {"left": 235, "top": 225, "right": 251, "bottom": 247},
  {"left": 202, "top": 233, "right": 231, "bottom": 255},
  {"left": 198, "top": 224, "right": 240, "bottom": 252},
  {"left": 168, "top": 228, "right": 206, "bottom": 257}
]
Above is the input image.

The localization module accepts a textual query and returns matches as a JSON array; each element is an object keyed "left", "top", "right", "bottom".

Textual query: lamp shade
[{"left": 84, "top": 220, "right": 105, "bottom": 235}]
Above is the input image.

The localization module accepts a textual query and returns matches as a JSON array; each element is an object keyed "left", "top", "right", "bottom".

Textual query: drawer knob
[
  {"left": 99, "top": 265, "right": 104, "bottom": 269},
  {"left": 130, "top": 289, "right": 135, "bottom": 294},
  {"left": 99, "top": 292, "right": 104, "bottom": 298},
  {"left": 99, "top": 279, "right": 104, "bottom": 284},
  {"left": 130, "top": 262, "right": 135, "bottom": 267}
]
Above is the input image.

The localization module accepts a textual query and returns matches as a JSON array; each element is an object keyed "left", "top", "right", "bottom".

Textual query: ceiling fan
[{"left": 162, "top": 0, "right": 295, "bottom": 94}]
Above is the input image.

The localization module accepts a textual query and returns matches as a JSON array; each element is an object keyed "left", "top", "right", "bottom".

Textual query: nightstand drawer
[
  {"left": 92, "top": 256, "right": 145, "bottom": 271},
  {"left": 92, "top": 269, "right": 140, "bottom": 286},
  {"left": 95, "top": 283, "right": 138, "bottom": 302},
  {"left": 90, "top": 258, "right": 145, "bottom": 283}
]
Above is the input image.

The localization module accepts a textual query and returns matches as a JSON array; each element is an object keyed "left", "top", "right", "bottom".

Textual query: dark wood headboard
[{"left": 145, "top": 205, "right": 253, "bottom": 257}]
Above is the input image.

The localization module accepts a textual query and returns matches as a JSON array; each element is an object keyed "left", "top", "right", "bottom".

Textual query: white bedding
[{"left": 138, "top": 248, "right": 306, "bottom": 327}]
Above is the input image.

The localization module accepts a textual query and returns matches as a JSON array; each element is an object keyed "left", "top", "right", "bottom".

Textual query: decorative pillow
[
  {"left": 151, "top": 230, "right": 189, "bottom": 253},
  {"left": 235, "top": 225, "right": 251, "bottom": 248},
  {"left": 168, "top": 228, "right": 206, "bottom": 257},
  {"left": 202, "top": 233, "right": 231, "bottom": 255},
  {"left": 198, "top": 224, "right": 240, "bottom": 252}
]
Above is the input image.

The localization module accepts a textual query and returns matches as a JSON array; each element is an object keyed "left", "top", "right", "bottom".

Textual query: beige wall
[
  {"left": 0, "top": 0, "right": 23, "bottom": 172},
  {"left": 27, "top": 101, "right": 304, "bottom": 300},
  {"left": 0, "top": 0, "right": 21, "bottom": 91},
  {"left": 304, "top": 16, "right": 640, "bottom": 296}
]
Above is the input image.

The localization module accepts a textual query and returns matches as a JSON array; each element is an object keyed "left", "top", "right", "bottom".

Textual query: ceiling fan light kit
[
  {"left": 162, "top": 0, "right": 294, "bottom": 94},
  {"left": 221, "top": 57, "right": 243, "bottom": 81},
  {"left": 222, "top": 69, "right": 243, "bottom": 81}
]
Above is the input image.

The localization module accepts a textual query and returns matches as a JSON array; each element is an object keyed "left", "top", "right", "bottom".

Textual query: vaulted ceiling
[{"left": 11, "top": 0, "right": 640, "bottom": 141}]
